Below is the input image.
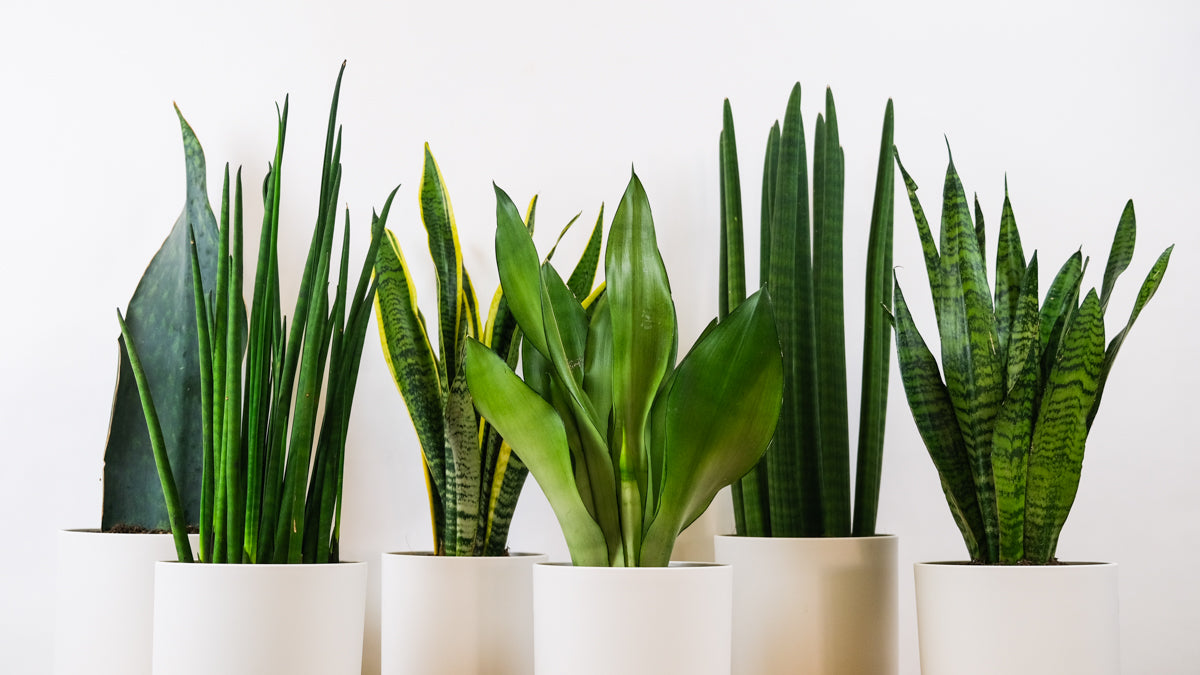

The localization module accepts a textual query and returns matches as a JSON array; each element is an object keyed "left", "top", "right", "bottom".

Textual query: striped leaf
[
  {"left": 934, "top": 154, "right": 1002, "bottom": 561},
  {"left": 813, "top": 91, "right": 851, "bottom": 536},
  {"left": 973, "top": 195, "right": 987, "bottom": 288},
  {"left": 767, "top": 82, "right": 819, "bottom": 536},
  {"left": 1099, "top": 200, "right": 1136, "bottom": 312},
  {"left": 993, "top": 183, "right": 1026, "bottom": 357},
  {"left": 853, "top": 98, "right": 895, "bottom": 537},
  {"left": 1025, "top": 290, "right": 1105, "bottom": 563},
  {"left": 991, "top": 267, "right": 1039, "bottom": 563},
  {"left": 444, "top": 365, "right": 481, "bottom": 556},
  {"left": 374, "top": 231, "right": 447, "bottom": 549},
  {"left": 1087, "top": 243, "right": 1173, "bottom": 430},
  {"left": 894, "top": 150, "right": 941, "bottom": 315},
  {"left": 893, "top": 281, "right": 984, "bottom": 560},
  {"left": 419, "top": 145, "right": 465, "bottom": 386}
]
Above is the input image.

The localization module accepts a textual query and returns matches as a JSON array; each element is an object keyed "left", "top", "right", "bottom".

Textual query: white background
[{"left": 3, "top": 1, "right": 1197, "bottom": 673}]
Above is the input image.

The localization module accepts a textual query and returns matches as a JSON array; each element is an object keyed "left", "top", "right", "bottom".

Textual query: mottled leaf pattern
[{"left": 894, "top": 150, "right": 1170, "bottom": 563}]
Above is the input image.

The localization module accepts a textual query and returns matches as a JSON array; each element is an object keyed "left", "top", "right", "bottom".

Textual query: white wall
[{"left": 3, "top": 1, "right": 1197, "bottom": 673}]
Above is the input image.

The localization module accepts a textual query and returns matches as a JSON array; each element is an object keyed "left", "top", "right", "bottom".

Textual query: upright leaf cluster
[
  {"left": 893, "top": 150, "right": 1173, "bottom": 564},
  {"left": 464, "top": 172, "right": 785, "bottom": 567},
  {"left": 720, "top": 84, "right": 896, "bottom": 537},
  {"left": 374, "top": 146, "right": 603, "bottom": 556},
  {"left": 118, "top": 64, "right": 393, "bottom": 564}
]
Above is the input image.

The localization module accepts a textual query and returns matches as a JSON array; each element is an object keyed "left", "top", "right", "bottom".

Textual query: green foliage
[
  {"left": 720, "top": 84, "right": 896, "bottom": 537},
  {"left": 464, "top": 172, "right": 785, "bottom": 566},
  {"left": 374, "top": 146, "right": 603, "bottom": 556},
  {"left": 119, "top": 64, "right": 392, "bottom": 563},
  {"left": 102, "top": 109, "right": 219, "bottom": 532},
  {"left": 893, "top": 149, "right": 1173, "bottom": 564}
]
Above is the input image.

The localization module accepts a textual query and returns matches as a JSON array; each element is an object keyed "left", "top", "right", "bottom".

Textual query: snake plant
[
  {"left": 374, "top": 145, "right": 602, "bottom": 556},
  {"left": 101, "top": 107, "right": 219, "bottom": 532},
  {"left": 720, "top": 83, "right": 896, "bottom": 537},
  {"left": 892, "top": 148, "right": 1173, "bottom": 564},
  {"left": 463, "top": 171, "right": 785, "bottom": 567},
  {"left": 118, "top": 64, "right": 394, "bottom": 563}
]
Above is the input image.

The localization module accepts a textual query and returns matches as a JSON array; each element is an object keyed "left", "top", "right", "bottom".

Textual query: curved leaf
[
  {"left": 102, "top": 109, "right": 219, "bottom": 531},
  {"left": 640, "top": 290, "right": 783, "bottom": 566},
  {"left": 464, "top": 338, "right": 608, "bottom": 566},
  {"left": 1025, "top": 291, "right": 1105, "bottom": 563},
  {"left": 419, "top": 145, "right": 465, "bottom": 385}
]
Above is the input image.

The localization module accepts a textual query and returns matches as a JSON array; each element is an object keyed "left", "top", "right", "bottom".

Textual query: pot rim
[
  {"left": 536, "top": 561, "right": 728, "bottom": 571},
  {"left": 384, "top": 550, "right": 547, "bottom": 559},
  {"left": 715, "top": 533, "right": 898, "bottom": 541},
  {"left": 916, "top": 560, "right": 1116, "bottom": 568},
  {"left": 154, "top": 560, "right": 367, "bottom": 568}
]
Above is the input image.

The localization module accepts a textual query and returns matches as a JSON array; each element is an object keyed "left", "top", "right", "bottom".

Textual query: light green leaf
[
  {"left": 464, "top": 338, "right": 608, "bottom": 566},
  {"left": 640, "top": 290, "right": 783, "bottom": 566}
]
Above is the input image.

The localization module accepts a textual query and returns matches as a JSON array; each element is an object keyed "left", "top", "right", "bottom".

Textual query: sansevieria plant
[
  {"left": 119, "top": 64, "right": 393, "bottom": 564},
  {"left": 464, "top": 171, "right": 785, "bottom": 567},
  {"left": 719, "top": 83, "right": 896, "bottom": 537},
  {"left": 892, "top": 149, "right": 1173, "bottom": 564},
  {"left": 374, "top": 146, "right": 602, "bottom": 556}
]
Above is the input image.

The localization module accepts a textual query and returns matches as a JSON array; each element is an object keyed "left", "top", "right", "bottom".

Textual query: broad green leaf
[
  {"left": 102, "top": 108, "right": 219, "bottom": 531},
  {"left": 464, "top": 339, "right": 609, "bottom": 566},
  {"left": 606, "top": 172, "right": 676, "bottom": 560},
  {"left": 993, "top": 184, "right": 1026, "bottom": 356},
  {"left": 583, "top": 294, "right": 614, "bottom": 439},
  {"left": 640, "top": 290, "right": 783, "bottom": 566},
  {"left": 419, "top": 146, "right": 465, "bottom": 388},
  {"left": 494, "top": 184, "right": 549, "bottom": 358},
  {"left": 1087, "top": 244, "right": 1173, "bottom": 430},
  {"left": 934, "top": 154, "right": 1002, "bottom": 562},
  {"left": 853, "top": 98, "right": 894, "bottom": 537},
  {"left": 1099, "top": 200, "right": 1136, "bottom": 312},
  {"left": 893, "top": 281, "right": 984, "bottom": 560},
  {"left": 1025, "top": 291, "right": 1105, "bottom": 563}
]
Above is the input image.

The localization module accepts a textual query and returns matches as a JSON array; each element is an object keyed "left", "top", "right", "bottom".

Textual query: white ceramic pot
[
  {"left": 713, "top": 534, "right": 898, "bottom": 675},
  {"left": 152, "top": 561, "right": 367, "bottom": 675},
  {"left": 54, "top": 529, "right": 196, "bottom": 675},
  {"left": 914, "top": 561, "right": 1120, "bottom": 675},
  {"left": 533, "top": 562, "right": 732, "bottom": 675},
  {"left": 380, "top": 551, "right": 547, "bottom": 675}
]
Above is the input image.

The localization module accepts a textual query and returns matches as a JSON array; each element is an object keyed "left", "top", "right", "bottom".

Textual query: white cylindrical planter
[
  {"left": 533, "top": 562, "right": 732, "bottom": 675},
  {"left": 914, "top": 561, "right": 1120, "bottom": 675},
  {"left": 152, "top": 561, "right": 367, "bottom": 675},
  {"left": 380, "top": 551, "right": 547, "bottom": 675},
  {"left": 714, "top": 535, "right": 898, "bottom": 675},
  {"left": 54, "top": 529, "right": 196, "bottom": 675}
]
